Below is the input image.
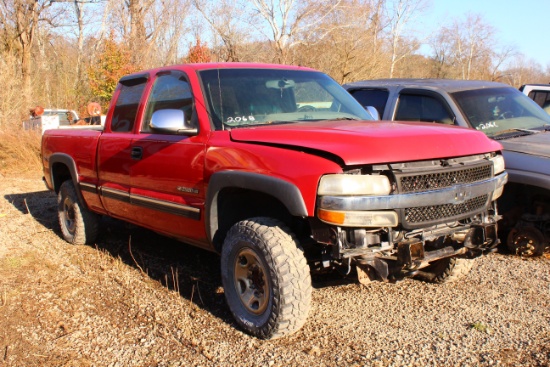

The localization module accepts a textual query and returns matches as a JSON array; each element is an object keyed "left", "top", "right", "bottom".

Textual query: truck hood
[
  {"left": 499, "top": 131, "right": 550, "bottom": 158},
  {"left": 229, "top": 120, "right": 502, "bottom": 165}
]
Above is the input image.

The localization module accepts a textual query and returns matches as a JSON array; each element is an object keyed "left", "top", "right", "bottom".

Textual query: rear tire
[
  {"left": 221, "top": 217, "right": 311, "bottom": 339},
  {"left": 58, "top": 180, "right": 99, "bottom": 245},
  {"left": 414, "top": 257, "right": 474, "bottom": 284}
]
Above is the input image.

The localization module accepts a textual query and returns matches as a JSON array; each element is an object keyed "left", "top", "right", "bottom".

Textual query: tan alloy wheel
[
  {"left": 62, "top": 197, "right": 77, "bottom": 235},
  {"left": 234, "top": 248, "right": 269, "bottom": 315}
]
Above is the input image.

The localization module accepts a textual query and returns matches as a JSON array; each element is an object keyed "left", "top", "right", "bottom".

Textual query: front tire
[
  {"left": 58, "top": 180, "right": 99, "bottom": 245},
  {"left": 414, "top": 256, "right": 475, "bottom": 284},
  {"left": 221, "top": 217, "right": 311, "bottom": 339}
]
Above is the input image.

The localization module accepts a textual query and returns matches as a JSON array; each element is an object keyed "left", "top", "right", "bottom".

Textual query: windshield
[
  {"left": 199, "top": 68, "right": 372, "bottom": 130},
  {"left": 452, "top": 87, "right": 550, "bottom": 137}
]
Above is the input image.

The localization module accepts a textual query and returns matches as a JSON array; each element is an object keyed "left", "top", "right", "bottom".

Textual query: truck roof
[
  {"left": 344, "top": 78, "right": 511, "bottom": 93},
  {"left": 122, "top": 62, "right": 317, "bottom": 79}
]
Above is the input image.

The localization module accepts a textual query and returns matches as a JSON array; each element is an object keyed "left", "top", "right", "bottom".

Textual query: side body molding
[{"left": 205, "top": 171, "right": 309, "bottom": 243}]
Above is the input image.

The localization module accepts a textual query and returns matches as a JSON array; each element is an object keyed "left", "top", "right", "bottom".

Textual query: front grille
[
  {"left": 398, "top": 164, "right": 492, "bottom": 193},
  {"left": 404, "top": 194, "right": 489, "bottom": 226}
]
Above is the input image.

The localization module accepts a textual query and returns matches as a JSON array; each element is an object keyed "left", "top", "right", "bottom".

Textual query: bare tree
[
  {"left": 192, "top": 0, "right": 253, "bottom": 61},
  {"left": 127, "top": 0, "right": 153, "bottom": 66},
  {"left": 300, "top": 0, "right": 387, "bottom": 82},
  {"left": 460, "top": 14, "right": 494, "bottom": 79},
  {"left": 161, "top": 0, "right": 190, "bottom": 65},
  {"left": 250, "top": 0, "right": 342, "bottom": 64},
  {"left": 386, "top": 0, "right": 428, "bottom": 78},
  {"left": 490, "top": 44, "right": 517, "bottom": 82},
  {"left": 108, "top": 0, "right": 190, "bottom": 68},
  {"left": 502, "top": 54, "right": 548, "bottom": 87},
  {"left": 430, "top": 13, "right": 505, "bottom": 80},
  {"left": 429, "top": 28, "right": 453, "bottom": 78},
  {"left": 0, "top": 0, "right": 56, "bottom": 101}
]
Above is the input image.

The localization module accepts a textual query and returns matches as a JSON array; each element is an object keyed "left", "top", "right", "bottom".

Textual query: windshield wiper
[
  {"left": 489, "top": 128, "right": 537, "bottom": 140},
  {"left": 330, "top": 117, "right": 360, "bottom": 121},
  {"left": 223, "top": 120, "right": 293, "bottom": 129}
]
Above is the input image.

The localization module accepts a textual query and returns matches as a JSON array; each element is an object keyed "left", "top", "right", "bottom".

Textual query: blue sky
[{"left": 417, "top": 0, "right": 549, "bottom": 67}]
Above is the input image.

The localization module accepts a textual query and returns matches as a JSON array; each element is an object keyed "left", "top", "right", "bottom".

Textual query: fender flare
[
  {"left": 205, "top": 171, "right": 309, "bottom": 243},
  {"left": 48, "top": 153, "right": 85, "bottom": 204},
  {"left": 506, "top": 169, "right": 550, "bottom": 191}
]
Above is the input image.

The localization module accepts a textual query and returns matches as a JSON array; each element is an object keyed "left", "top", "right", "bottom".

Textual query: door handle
[{"left": 131, "top": 146, "right": 143, "bottom": 160}]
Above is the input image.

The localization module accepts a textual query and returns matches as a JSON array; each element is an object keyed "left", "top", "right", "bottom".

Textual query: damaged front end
[{"left": 311, "top": 153, "right": 508, "bottom": 284}]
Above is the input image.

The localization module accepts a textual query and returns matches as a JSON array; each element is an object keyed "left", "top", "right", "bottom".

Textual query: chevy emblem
[{"left": 454, "top": 190, "right": 471, "bottom": 203}]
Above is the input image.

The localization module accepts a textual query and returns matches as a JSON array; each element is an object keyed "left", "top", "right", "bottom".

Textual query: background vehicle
[
  {"left": 344, "top": 79, "right": 550, "bottom": 256},
  {"left": 23, "top": 105, "right": 105, "bottom": 134},
  {"left": 42, "top": 64, "right": 506, "bottom": 339},
  {"left": 23, "top": 108, "right": 80, "bottom": 134},
  {"left": 520, "top": 84, "right": 550, "bottom": 114}
]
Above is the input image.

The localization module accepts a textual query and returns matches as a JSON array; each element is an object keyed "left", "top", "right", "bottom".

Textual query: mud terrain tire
[
  {"left": 414, "top": 257, "right": 475, "bottom": 284},
  {"left": 58, "top": 180, "right": 99, "bottom": 245},
  {"left": 221, "top": 217, "right": 311, "bottom": 339}
]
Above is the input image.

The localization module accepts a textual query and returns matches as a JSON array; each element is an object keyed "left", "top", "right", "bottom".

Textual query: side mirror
[
  {"left": 150, "top": 109, "right": 198, "bottom": 135},
  {"left": 365, "top": 106, "right": 380, "bottom": 120}
]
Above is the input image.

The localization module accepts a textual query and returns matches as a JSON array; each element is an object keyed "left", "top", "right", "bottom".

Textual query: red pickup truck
[{"left": 42, "top": 63, "right": 507, "bottom": 339}]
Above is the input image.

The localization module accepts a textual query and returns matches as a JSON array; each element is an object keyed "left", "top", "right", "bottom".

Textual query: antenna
[{"left": 217, "top": 68, "right": 224, "bottom": 131}]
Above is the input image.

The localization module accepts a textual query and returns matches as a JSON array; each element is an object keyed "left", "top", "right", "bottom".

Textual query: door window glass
[
  {"left": 142, "top": 72, "right": 194, "bottom": 133},
  {"left": 349, "top": 89, "right": 389, "bottom": 117},
  {"left": 396, "top": 94, "right": 455, "bottom": 124}
]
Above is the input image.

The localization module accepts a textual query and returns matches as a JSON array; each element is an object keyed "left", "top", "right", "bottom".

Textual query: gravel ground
[{"left": 0, "top": 175, "right": 549, "bottom": 367}]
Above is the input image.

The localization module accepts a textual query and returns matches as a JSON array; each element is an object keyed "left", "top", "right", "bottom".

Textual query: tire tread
[{"left": 221, "top": 217, "right": 311, "bottom": 339}]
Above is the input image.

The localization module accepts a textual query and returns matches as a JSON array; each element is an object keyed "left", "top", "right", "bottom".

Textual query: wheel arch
[
  {"left": 48, "top": 153, "right": 84, "bottom": 203},
  {"left": 506, "top": 169, "right": 550, "bottom": 191},
  {"left": 206, "top": 171, "right": 309, "bottom": 251}
]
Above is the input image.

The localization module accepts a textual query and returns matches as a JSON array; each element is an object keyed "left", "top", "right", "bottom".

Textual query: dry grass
[{"left": 0, "top": 129, "right": 42, "bottom": 177}]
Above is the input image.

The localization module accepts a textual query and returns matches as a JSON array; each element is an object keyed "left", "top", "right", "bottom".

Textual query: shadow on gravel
[
  {"left": 4, "top": 189, "right": 234, "bottom": 326},
  {"left": 4, "top": 190, "right": 58, "bottom": 230},
  {"left": 93, "top": 217, "right": 232, "bottom": 323},
  {"left": 5, "top": 189, "right": 359, "bottom": 327}
]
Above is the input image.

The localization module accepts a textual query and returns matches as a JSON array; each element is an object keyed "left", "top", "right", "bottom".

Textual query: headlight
[
  {"left": 490, "top": 155, "right": 505, "bottom": 175},
  {"left": 318, "top": 174, "right": 391, "bottom": 196}
]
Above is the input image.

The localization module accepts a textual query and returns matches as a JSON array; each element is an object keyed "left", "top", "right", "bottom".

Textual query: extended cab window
[
  {"left": 348, "top": 89, "right": 389, "bottom": 117},
  {"left": 395, "top": 94, "right": 454, "bottom": 125},
  {"left": 111, "top": 78, "right": 147, "bottom": 132},
  {"left": 142, "top": 72, "right": 194, "bottom": 133}
]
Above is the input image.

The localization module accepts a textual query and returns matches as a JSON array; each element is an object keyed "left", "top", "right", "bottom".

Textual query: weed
[
  {"left": 3, "top": 257, "right": 23, "bottom": 269},
  {"left": 471, "top": 321, "right": 494, "bottom": 334}
]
